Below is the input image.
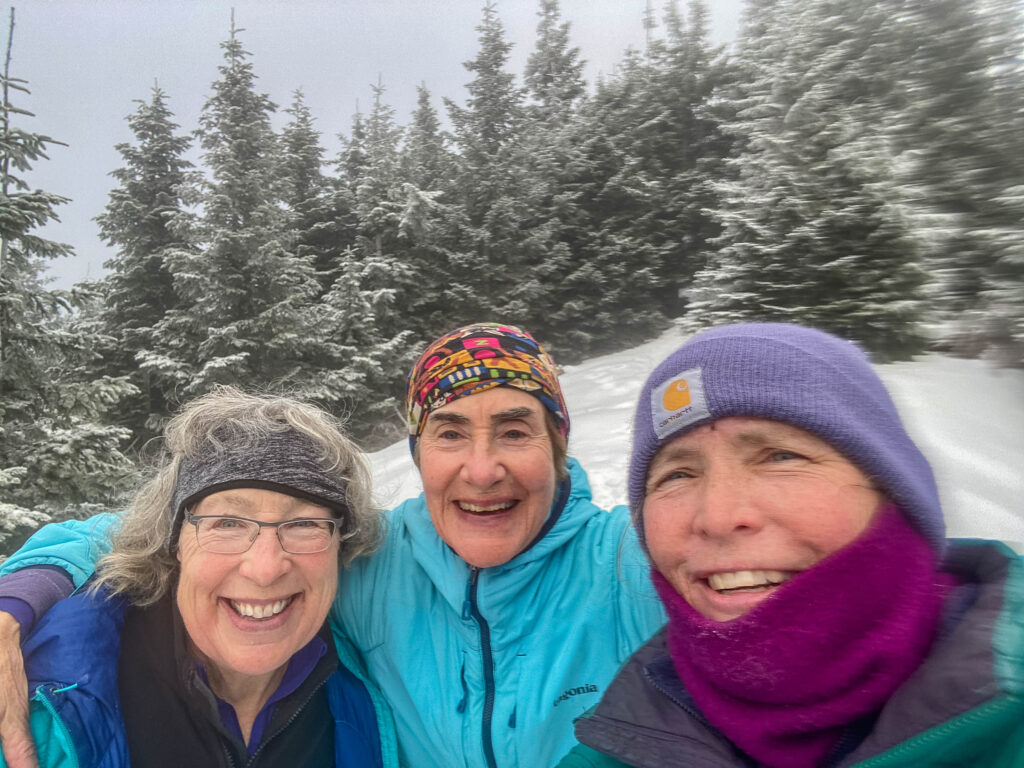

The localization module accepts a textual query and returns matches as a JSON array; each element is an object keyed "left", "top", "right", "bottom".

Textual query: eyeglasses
[{"left": 185, "top": 513, "right": 344, "bottom": 554}]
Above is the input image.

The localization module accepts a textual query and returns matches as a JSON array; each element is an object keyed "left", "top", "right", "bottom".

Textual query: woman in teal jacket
[
  {"left": 0, "top": 324, "right": 666, "bottom": 768},
  {"left": 559, "top": 323, "right": 1024, "bottom": 768}
]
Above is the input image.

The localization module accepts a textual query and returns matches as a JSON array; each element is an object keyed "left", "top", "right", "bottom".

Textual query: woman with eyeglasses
[{"left": 0, "top": 387, "right": 395, "bottom": 768}]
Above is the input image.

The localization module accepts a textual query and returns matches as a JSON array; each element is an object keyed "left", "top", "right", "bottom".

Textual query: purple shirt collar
[{"left": 197, "top": 634, "right": 328, "bottom": 756}]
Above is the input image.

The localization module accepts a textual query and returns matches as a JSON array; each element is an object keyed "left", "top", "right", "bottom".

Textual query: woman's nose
[
  {"left": 460, "top": 437, "right": 507, "bottom": 488},
  {"left": 237, "top": 527, "right": 291, "bottom": 584},
  {"left": 692, "top": 468, "right": 763, "bottom": 539}
]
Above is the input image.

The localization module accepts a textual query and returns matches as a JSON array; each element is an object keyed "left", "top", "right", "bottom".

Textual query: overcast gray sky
[{"left": 9, "top": 0, "right": 743, "bottom": 289}]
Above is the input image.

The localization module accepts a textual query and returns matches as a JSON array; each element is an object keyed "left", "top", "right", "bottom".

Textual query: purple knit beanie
[{"left": 628, "top": 323, "right": 945, "bottom": 553}]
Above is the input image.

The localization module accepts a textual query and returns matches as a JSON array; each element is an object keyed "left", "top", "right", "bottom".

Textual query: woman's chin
[{"left": 209, "top": 648, "right": 290, "bottom": 681}]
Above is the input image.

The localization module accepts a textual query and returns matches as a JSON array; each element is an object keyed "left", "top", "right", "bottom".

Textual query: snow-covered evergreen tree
[
  {"left": 688, "top": 0, "right": 929, "bottom": 361},
  {"left": 523, "top": 0, "right": 586, "bottom": 122},
  {"left": 444, "top": 1, "right": 528, "bottom": 321},
  {"left": 534, "top": 1, "right": 731, "bottom": 357},
  {"left": 393, "top": 84, "right": 458, "bottom": 343},
  {"left": 641, "top": 0, "right": 732, "bottom": 317},
  {"left": 543, "top": 48, "right": 668, "bottom": 357},
  {"left": 1, "top": 10, "right": 134, "bottom": 549},
  {"left": 893, "top": 0, "right": 1024, "bottom": 362},
  {"left": 303, "top": 83, "right": 425, "bottom": 443},
  {"left": 280, "top": 89, "right": 325, "bottom": 213},
  {"left": 279, "top": 89, "right": 350, "bottom": 294},
  {"left": 312, "top": 247, "right": 413, "bottom": 448},
  {"left": 348, "top": 79, "right": 421, "bottom": 368},
  {"left": 402, "top": 84, "right": 452, "bottom": 193},
  {"left": 975, "top": 0, "right": 1024, "bottom": 364},
  {"left": 149, "top": 17, "right": 323, "bottom": 398},
  {"left": 354, "top": 79, "right": 404, "bottom": 269},
  {"left": 93, "top": 85, "right": 193, "bottom": 441},
  {"left": 511, "top": 0, "right": 592, "bottom": 357}
]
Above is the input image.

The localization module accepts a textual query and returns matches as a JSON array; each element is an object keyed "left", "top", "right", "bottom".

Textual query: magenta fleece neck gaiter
[{"left": 655, "top": 505, "right": 953, "bottom": 768}]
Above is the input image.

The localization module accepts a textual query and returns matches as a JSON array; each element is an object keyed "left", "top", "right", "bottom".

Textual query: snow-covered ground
[{"left": 370, "top": 325, "right": 1024, "bottom": 549}]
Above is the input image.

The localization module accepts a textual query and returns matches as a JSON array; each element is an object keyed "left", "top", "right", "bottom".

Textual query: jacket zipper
[
  {"left": 465, "top": 567, "right": 498, "bottom": 768},
  {"left": 32, "top": 686, "right": 82, "bottom": 768},
  {"left": 243, "top": 674, "right": 331, "bottom": 767},
  {"left": 645, "top": 667, "right": 711, "bottom": 728}
]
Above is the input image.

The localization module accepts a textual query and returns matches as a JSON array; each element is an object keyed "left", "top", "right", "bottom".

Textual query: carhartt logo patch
[
  {"left": 662, "top": 378, "right": 691, "bottom": 410},
  {"left": 651, "top": 367, "right": 709, "bottom": 439}
]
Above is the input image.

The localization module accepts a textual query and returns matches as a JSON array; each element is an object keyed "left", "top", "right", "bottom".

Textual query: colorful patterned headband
[{"left": 406, "top": 323, "right": 570, "bottom": 452}]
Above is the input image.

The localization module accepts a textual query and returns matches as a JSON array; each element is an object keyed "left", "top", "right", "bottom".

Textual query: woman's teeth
[
  {"left": 230, "top": 597, "right": 292, "bottom": 619},
  {"left": 708, "top": 570, "right": 794, "bottom": 594},
  {"left": 458, "top": 500, "right": 515, "bottom": 513}
]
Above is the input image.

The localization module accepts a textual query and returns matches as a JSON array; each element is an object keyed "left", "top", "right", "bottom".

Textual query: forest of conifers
[{"left": 1, "top": 0, "right": 1022, "bottom": 550}]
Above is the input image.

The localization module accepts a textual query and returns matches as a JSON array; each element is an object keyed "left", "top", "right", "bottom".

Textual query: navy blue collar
[{"left": 518, "top": 474, "right": 571, "bottom": 558}]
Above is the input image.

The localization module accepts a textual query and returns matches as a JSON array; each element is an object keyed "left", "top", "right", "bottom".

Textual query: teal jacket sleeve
[
  {"left": 0, "top": 513, "right": 122, "bottom": 589},
  {"left": 613, "top": 509, "right": 666, "bottom": 652}
]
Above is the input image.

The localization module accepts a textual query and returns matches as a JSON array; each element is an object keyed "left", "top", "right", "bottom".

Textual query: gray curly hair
[{"left": 91, "top": 386, "right": 381, "bottom": 605}]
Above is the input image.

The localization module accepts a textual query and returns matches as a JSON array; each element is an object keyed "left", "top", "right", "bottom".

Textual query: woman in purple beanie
[{"left": 559, "top": 322, "right": 1024, "bottom": 768}]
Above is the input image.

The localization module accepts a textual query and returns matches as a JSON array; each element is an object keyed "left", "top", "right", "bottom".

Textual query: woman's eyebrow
[
  {"left": 733, "top": 427, "right": 808, "bottom": 448},
  {"left": 733, "top": 431, "right": 775, "bottom": 447},
  {"left": 491, "top": 406, "right": 535, "bottom": 424},
  {"left": 428, "top": 411, "right": 470, "bottom": 426},
  {"left": 651, "top": 445, "right": 702, "bottom": 467}
]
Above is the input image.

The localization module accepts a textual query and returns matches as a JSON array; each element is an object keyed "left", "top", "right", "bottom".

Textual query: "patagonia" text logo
[{"left": 552, "top": 683, "right": 599, "bottom": 708}]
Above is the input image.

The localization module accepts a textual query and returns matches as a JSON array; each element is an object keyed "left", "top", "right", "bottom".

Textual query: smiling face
[
  {"left": 643, "top": 416, "right": 883, "bottom": 622},
  {"left": 176, "top": 488, "right": 339, "bottom": 686},
  {"left": 417, "top": 386, "right": 557, "bottom": 568}
]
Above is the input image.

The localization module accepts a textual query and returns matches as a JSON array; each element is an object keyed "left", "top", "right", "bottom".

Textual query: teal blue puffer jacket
[
  {"left": 336, "top": 458, "right": 666, "bottom": 767},
  {"left": 0, "top": 459, "right": 666, "bottom": 768}
]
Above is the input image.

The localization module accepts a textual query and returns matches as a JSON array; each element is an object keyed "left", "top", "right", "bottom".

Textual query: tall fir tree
[
  {"left": 311, "top": 245, "right": 414, "bottom": 448},
  {"left": 148, "top": 16, "right": 323, "bottom": 399},
  {"left": 894, "top": 0, "right": 1024, "bottom": 362},
  {"left": 512, "top": 0, "right": 591, "bottom": 356},
  {"left": 444, "top": 1, "right": 528, "bottom": 320},
  {"left": 348, "top": 79, "right": 421, "bottom": 378},
  {"left": 93, "top": 85, "right": 193, "bottom": 442},
  {"left": 280, "top": 89, "right": 325, "bottom": 213},
  {"left": 975, "top": 0, "right": 1024, "bottom": 362},
  {"left": 537, "top": 1, "right": 732, "bottom": 356},
  {"left": 523, "top": 0, "right": 586, "bottom": 121},
  {"left": 1, "top": 9, "right": 134, "bottom": 549},
  {"left": 688, "top": 0, "right": 929, "bottom": 361},
  {"left": 545, "top": 48, "right": 669, "bottom": 357},
  {"left": 354, "top": 79, "right": 404, "bottom": 270},
  {"left": 403, "top": 84, "right": 450, "bottom": 191},
  {"left": 642, "top": 0, "right": 732, "bottom": 317},
  {"left": 308, "top": 84, "right": 423, "bottom": 444},
  {"left": 279, "top": 89, "right": 351, "bottom": 294},
  {"left": 396, "top": 83, "right": 458, "bottom": 343}
]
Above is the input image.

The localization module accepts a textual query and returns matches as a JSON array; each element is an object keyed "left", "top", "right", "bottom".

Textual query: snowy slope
[{"left": 369, "top": 324, "right": 1024, "bottom": 548}]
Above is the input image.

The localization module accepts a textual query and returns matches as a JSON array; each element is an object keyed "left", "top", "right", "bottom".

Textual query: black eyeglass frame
[{"left": 184, "top": 512, "right": 346, "bottom": 554}]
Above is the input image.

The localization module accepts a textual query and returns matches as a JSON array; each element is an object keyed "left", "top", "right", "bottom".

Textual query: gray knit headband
[{"left": 166, "top": 428, "right": 350, "bottom": 552}]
